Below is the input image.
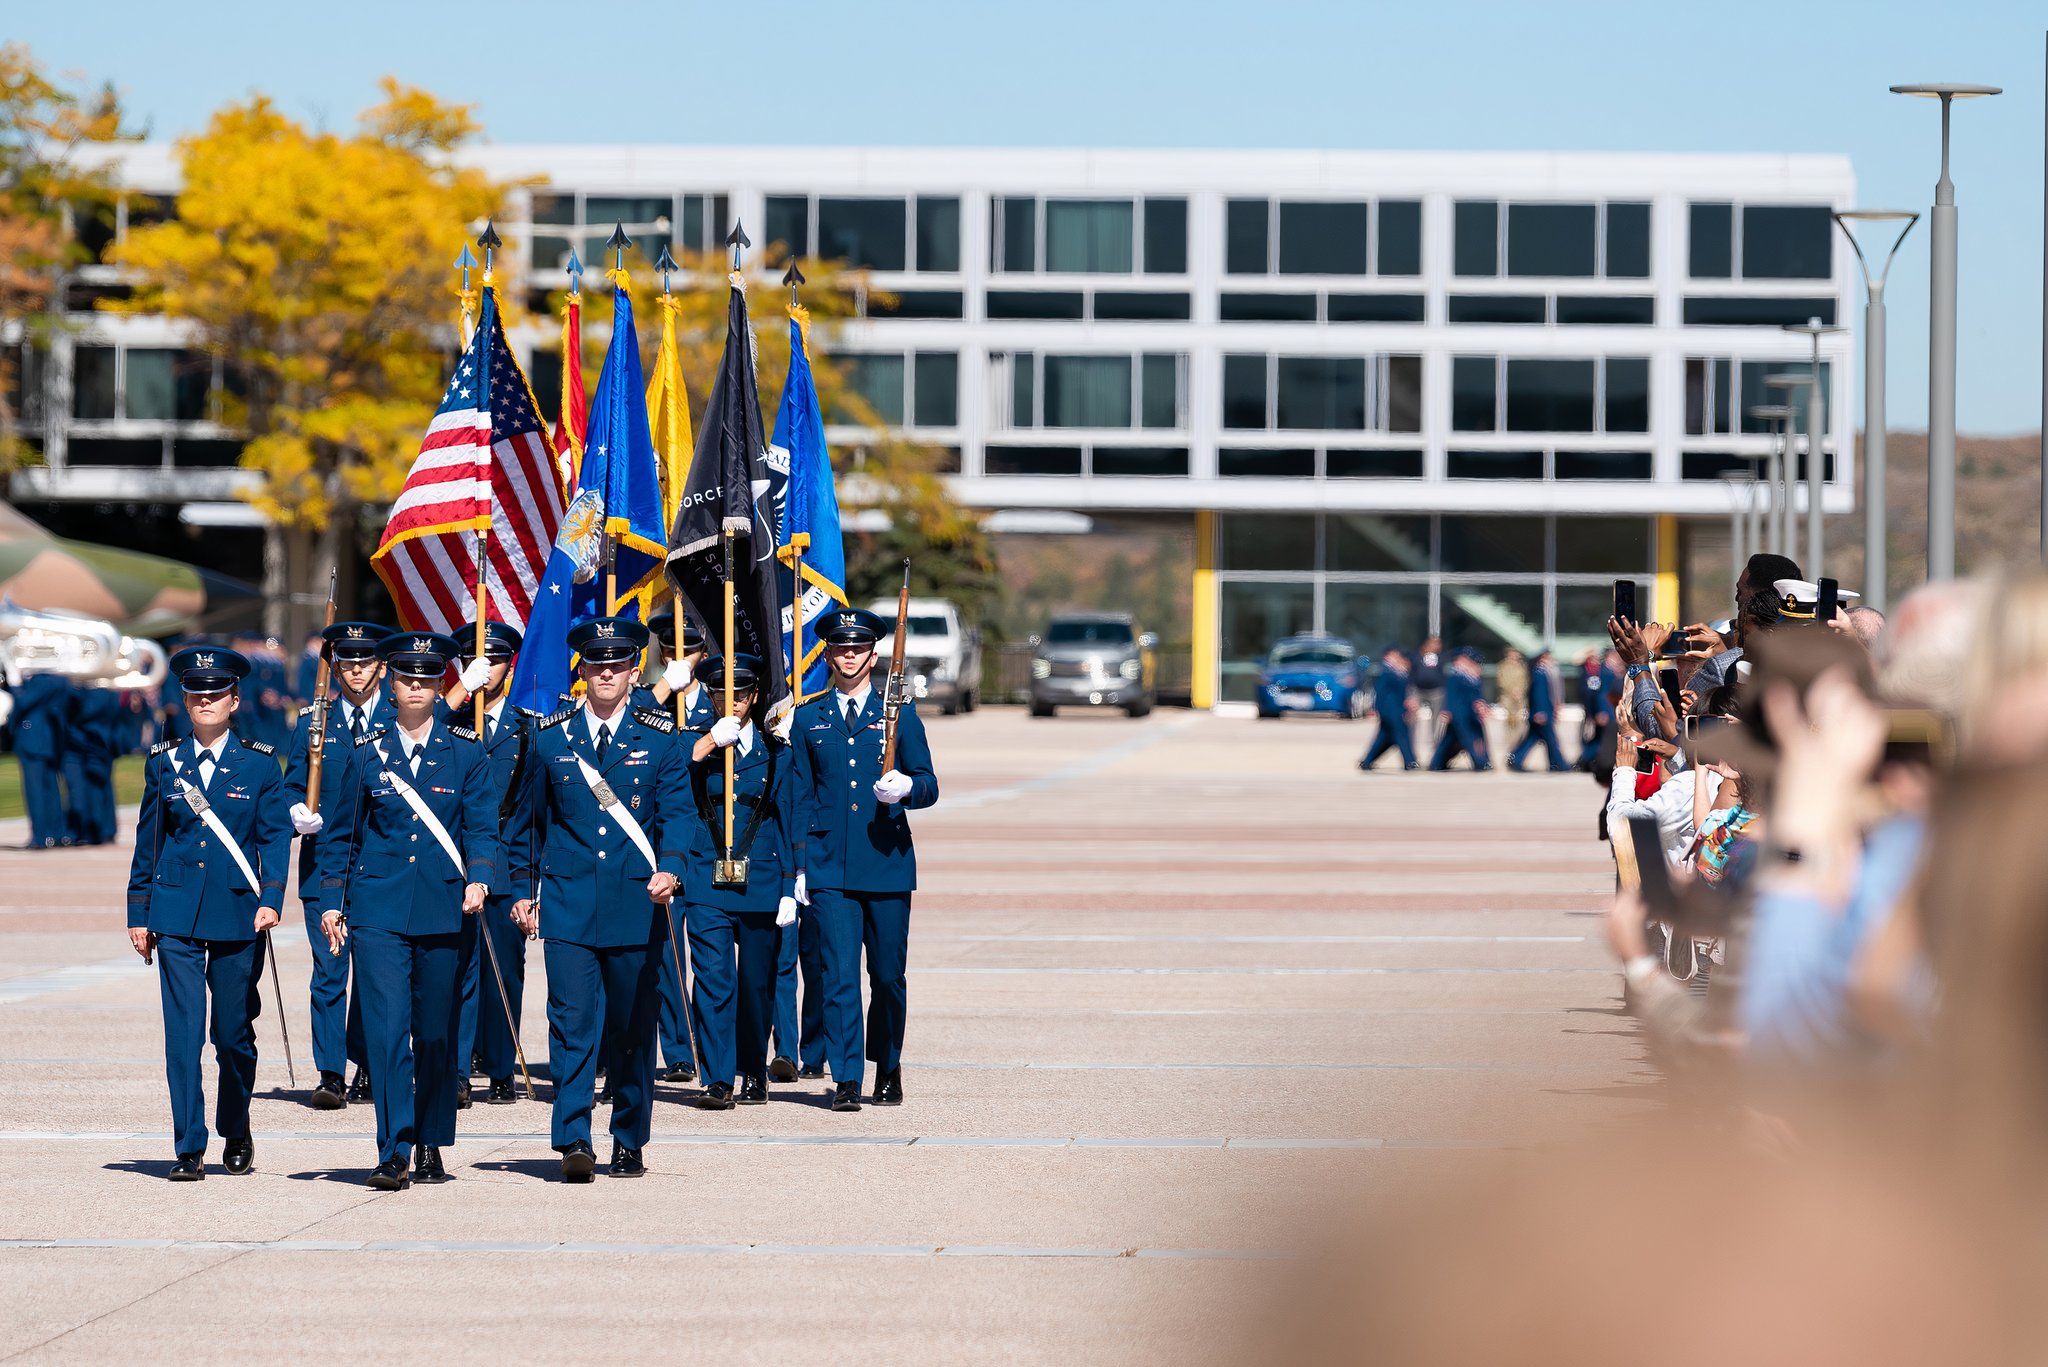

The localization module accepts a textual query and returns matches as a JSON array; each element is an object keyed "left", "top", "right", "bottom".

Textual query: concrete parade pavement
[{"left": 0, "top": 708, "right": 1648, "bottom": 1364}]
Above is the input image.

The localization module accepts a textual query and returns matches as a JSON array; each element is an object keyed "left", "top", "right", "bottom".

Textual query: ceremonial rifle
[
  {"left": 881, "top": 560, "right": 911, "bottom": 773},
  {"left": 304, "top": 567, "right": 338, "bottom": 812}
]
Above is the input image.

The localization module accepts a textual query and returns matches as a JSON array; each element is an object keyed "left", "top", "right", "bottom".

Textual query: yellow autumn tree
[{"left": 108, "top": 79, "right": 507, "bottom": 638}]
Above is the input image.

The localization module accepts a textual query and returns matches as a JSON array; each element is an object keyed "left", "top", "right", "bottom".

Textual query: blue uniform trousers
[
  {"left": 1510, "top": 720, "right": 1570, "bottom": 771},
  {"left": 301, "top": 898, "right": 354, "bottom": 1077},
  {"left": 804, "top": 891, "right": 871, "bottom": 1082},
  {"left": 352, "top": 925, "right": 468, "bottom": 1167},
  {"left": 796, "top": 911, "right": 828, "bottom": 1072},
  {"left": 20, "top": 753, "right": 69, "bottom": 847},
  {"left": 1362, "top": 713, "right": 1417, "bottom": 769},
  {"left": 652, "top": 905, "right": 699, "bottom": 1073},
  {"left": 1429, "top": 714, "right": 1492, "bottom": 771},
  {"left": 771, "top": 919, "right": 800, "bottom": 1063},
  {"left": 344, "top": 964, "right": 368, "bottom": 1071},
  {"left": 156, "top": 933, "right": 264, "bottom": 1157},
  {"left": 543, "top": 938, "right": 661, "bottom": 1151},
  {"left": 685, "top": 901, "right": 781, "bottom": 1086},
  {"left": 460, "top": 896, "right": 528, "bottom": 1082},
  {"left": 62, "top": 750, "right": 114, "bottom": 845},
  {"left": 809, "top": 891, "right": 913, "bottom": 1075}
]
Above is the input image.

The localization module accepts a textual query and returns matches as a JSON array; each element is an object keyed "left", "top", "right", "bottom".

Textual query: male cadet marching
[
  {"left": 1509, "top": 647, "right": 1572, "bottom": 772},
  {"left": 126, "top": 645, "right": 291, "bottom": 1180},
  {"left": 436, "top": 621, "right": 534, "bottom": 1106},
  {"left": 1357, "top": 644, "right": 1419, "bottom": 772},
  {"left": 283, "top": 621, "right": 389, "bottom": 1109},
  {"left": 15, "top": 669, "right": 73, "bottom": 848},
  {"left": 510, "top": 617, "right": 689, "bottom": 1181},
  {"left": 682, "top": 654, "right": 801, "bottom": 1108},
  {"left": 645, "top": 609, "right": 710, "bottom": 1085},
  {"left": 788, "top": 607, "right": 939, "bottom": 1109},
  {"left": 314, "top": 632, "right": 498, "bottom": 1190},
  {"left": 1428, "top": 647, "right": 1495, "bottom": 772},
  {"left": 64, "top": 679, "right": 121, "bottom": 845}
]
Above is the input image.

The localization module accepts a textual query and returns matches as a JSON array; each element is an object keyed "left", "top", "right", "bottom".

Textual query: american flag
[{"left": 373, "top": 287, "right": 564, "bottom": 633}]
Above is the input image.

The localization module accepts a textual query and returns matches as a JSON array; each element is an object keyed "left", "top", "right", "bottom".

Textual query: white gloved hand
[
  {"left": 290, "top": 802, "right": 324, "bottom": 836},
  {"left": 775, "top": 896, "right": 798, "bottom": 928},
  {"left": 457, "top": 657, "right": 492, "bottom": 693},
  {"left": 794, "top": 871, "right": 809, "bottom": 906},
  {"left": 873, "top": 769, "right": 913, "bottom": 804},
  {"left": 709, "top": 716, "right": 743, "bottom": 748},
  {"left": 662, "top": 659, "right": 692, "bottom": 691},
  {"left": 0, "top": 691, "right": 14, "bottom": 727}
]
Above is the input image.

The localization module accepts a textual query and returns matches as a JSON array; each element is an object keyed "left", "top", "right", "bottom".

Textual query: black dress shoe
[
  {"left": 413, "top": 1147, "right": 449, "bottom": 1184},
  {"left": 609, "top": 1144, "right": 645, "bottom": 1178},
  {"left": 455, "top": 1080, "right": 472, "bottom": 1111},
  {"left": 346, "top": 1068, "right": 372, "bottom": 1103},
  {"left": 484, "top": 1077, "right": 516, "bottom": 1105},
  {"left": 768, "top": 1055, "right": 798, "bottom": 1083},
  {"left": 222, "top": 1136, "right": 254, "bottom": 1175},
  {"left": 659, "top": 1060, "right": 697, "bottom": 1084},
  {"left": 310, "top": 1072, "right": 347, "bottom": 1110},
  {"left": 596, "top": 1077, "right": 617, "bottom": 1106},
  {"left": 367, "top": 1158, "right": 410, "bottom": 1191},
  {"left": 696, "top": 1082, "right": 734, "bottom": 1110},
  {"left": 167, "top": 1153, "right": 205, "bottom": 1182},
  {"left": 737, "top": 1074, "right": 768, "bottom": 1105},
  {"left": 559, "top": 1139, "right": 596, "bottom": 1184},
  {"left": 874, "top": 1068, "right": 903, "bottom": 1106},
  {"left": 831, "top": 1082, "right": 862, "bottom": 1113},
  {"left": 797, "top": 1064, "right": 825, "bottom": 1080}
]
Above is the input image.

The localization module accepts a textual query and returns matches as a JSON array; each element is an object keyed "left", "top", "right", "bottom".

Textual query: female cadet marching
[
  {"left": 314, "top": 631, "right": 499, "bottom": 1190},
  {"left": 684, "top": 653, "right": 801, "bottom": 1109},
  {"left": 126, "top": 645, "right": 292, "bottom": 1180}
]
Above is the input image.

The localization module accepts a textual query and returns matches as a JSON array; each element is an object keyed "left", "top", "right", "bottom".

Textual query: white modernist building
[{"left": 11, "top": 145, "right": 1856, "bottom": 704}]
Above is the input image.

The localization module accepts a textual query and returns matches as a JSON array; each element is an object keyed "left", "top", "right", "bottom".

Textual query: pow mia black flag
[{"left": 665, "top": 253, "right": 792, "bottom": 732}]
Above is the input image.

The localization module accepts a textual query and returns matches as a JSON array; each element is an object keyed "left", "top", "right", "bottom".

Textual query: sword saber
[{"left": 263, "top": 928, "right": 296, "bottom": 1089}]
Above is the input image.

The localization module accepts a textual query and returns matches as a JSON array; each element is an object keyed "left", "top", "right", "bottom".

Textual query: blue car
[{"left": 1256, "top": 634, "right": 1367, "bottom": 719}]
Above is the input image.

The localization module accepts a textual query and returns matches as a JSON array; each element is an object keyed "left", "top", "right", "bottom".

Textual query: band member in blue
[
  {"left": 683, "top": 654, "right": 800, "bottom": 1109},
  {"left": 126, "top": 646, "right": 291, "bottom": 1180},
  {"left": 434, "top": 620, "right": 535, "bottom": 1107},
  {"left": 314, "top": 631, "right": 499, "bottom": 1190},
  {"left": 510, "top": 616, "right": 688, "bottom": 1181},
  {"left": 643, "top": 609, "right": 710, "bottom": 1086},
  {"left": 789, "top": 608, "right": 939, "bottom": 1110},
  {"left": 283, "top": 620, "right": 389, "bottom": 1109}
]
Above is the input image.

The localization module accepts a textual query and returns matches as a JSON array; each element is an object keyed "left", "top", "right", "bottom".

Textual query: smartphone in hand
[
  {"left": 1816, "top": 577, "right": 1839, "bottom": 626},
  {"left": 1612, "top": 580, "right": 1638, "bottom": 625}
]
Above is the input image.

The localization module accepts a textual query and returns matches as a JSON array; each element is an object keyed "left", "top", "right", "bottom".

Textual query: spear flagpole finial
[
  {"left": 726, "top": 220, "right": 750, "bottom": 273},
  {"left": 781, "top": 259, "right": 805, "bottom": 308},
  {"left": 453, "top": 242, "right": 477, "bottom": 288},
  {"left": 607, "top": 223, "right": 631, "bottom": 274},
  {"left": 565, "top": 247, "right": 584, "bottom": 293},
  {"left": 476, "top": 220, "right": 503, "bottom": 274},
  {"left": 655, "top": 244, "right": 677, "bottom": 294}
]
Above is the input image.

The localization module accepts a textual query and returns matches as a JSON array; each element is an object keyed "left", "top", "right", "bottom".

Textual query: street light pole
[
  {"left": 1784, "top": 319, "right": 1847, "bottom": 581},
  {"left": 1764, "top": 376, "right": 1814, "bottom": 566},
  {"left": 1720, "top": 472, "right": 1753, "bottom": 595},
  {"left": 1834, "top": 211, "right": 1919, "bottom": 613},
  {"left": 1750, "top": 403, "right": 1795, "bottom": 558},
  {"left": 1892, "top": 82, "right": 2001, "bottom": 581}
]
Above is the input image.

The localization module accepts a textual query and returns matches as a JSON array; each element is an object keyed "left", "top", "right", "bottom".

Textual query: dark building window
[
  {"left": 1682, "top": 296, "right": 1836, "bottom": 327},
  {"left": 1505, "top": 358, "right": 1596, "bottom": 433},
  {"left": 764, "top": 194, "right": 808, "bottom": 259},
  {"left": 1447, "top": 450, "right": 1545, "bottom": 480},
  {"left": 1555, "top": 450, "right": 1652, "bottom": 480},
  {"left": 1278, "top": 202, "right": 1370, "bottom": 275},
  {"left": 1275, "top": 357, "right": 1366, "bottom": 431},
  {"left": 1043, "top": 355, "right": 1132, "bottom": 428},
  {"left": 1507, "top": 203, "right": 1596, "bottom": 277},
  {"left": 913, "top": 352, "right": 958, "bottom": 426},
  {"left": 986, "top": 290, "right": 1084, "bottom": 320},
  {"left": 1741, "top": 205, "right": 1832, "bottom": 279},
  {"left": 1689, "top": 202, "right": 1734, "bottom": 278},
  {"left": 1326, "top": 448, "right": 1424, "bottom": 479},
  {"left": 1093, "top": 445, "right": 1188, "bottom": 477},
  {"left": 1092, "top": 291, "right": 1191, "bottom": 320},
  {"left": 1448, "top": 294, "right": 1545, "bottom": 324},
  {"left": 1225, "top": 198, "right": 1269, "bottom": 274},
  {"left": 1140, "top": 354, "right": 1178, "bottom": 430},
  {"left": 1387, "top": 356, "right": 1422, "bottom": 433},
  {"left": 817, "top": 198, "right": 906, "bottom": 271},
  {"left": 1605, "top": 202, "right": 1652, "bottom": 277},
  {"left": 984, "top": 445, "right": 1082, "bottom": 476},
  {"left": 1219, "top": 292, "right": 1316, "bottom": 322},
  {"left": 72, "top": 345, "right": 117, "bottom": 420},
  {"left": 1000, "top": 197, "right": 1035, "bottom": 272},
  {"left": 1604, "top": 358, "right": 1650, "bottom": 433},
  {"left": 1377, "top": 200, "right": 1422, "bottom": 275},
  {"left": 869, "top": 290, "right": 965, "bottom": 319},
  {"left": 838, "top": 354, "right": 905, "bottom": 426},
  {"left": 1219, "top": 447, "right": 1315, "bottom": 478},
  {"left": 1454, "top": 200, "right": 1499, "bottom": 276},
  {"left": 915, "top": 197, "right": 960, "bottom": 272},
  {"left": 1452, "top": 356, "right": 1496, "bottom": 432},
  {"left": 1142, "top": 198, "right": 1187, "bottom": 273},
  {"left": 1044, "top": 200, "right": 1133, "bottom": 273},
  {"left": 1556, "top": 295, "right": 1654, "bottom": 325},
  {"left": 1222, "top": 354, "right": 1268, "bottom": 430},
  {"left": 1326, "top": 293, "right": 1425, "bottom": 323}
]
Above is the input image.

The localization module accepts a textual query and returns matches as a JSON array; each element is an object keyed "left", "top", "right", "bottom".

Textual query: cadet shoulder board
[
  {"left": 536, "top": 707, "right": 575, "bottom": 731},
  {"left": 632, "top": 705, "right": 676, "bottom": 734},
  {"left": 241, "top": 738, "right": 277, "bottom": 756},
  {"left": 150, "top": 739, "right": 179, "bottom": 756},
  {"left": 356, "top": 726, "right": 388, "bottom": 748},
  {"left": 446, "top": 724, "right": 480, "bottom": 742}
]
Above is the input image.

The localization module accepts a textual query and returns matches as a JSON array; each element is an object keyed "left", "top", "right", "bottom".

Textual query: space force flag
[{"left": 769, "top": 311, "right": 847, "bottom": 703}]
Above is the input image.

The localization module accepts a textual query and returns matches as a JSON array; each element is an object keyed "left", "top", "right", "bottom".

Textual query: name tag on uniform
[
  {"left": 370, "top": 784, "right": 397, "bottom": 797},
  {"left": 808, "top": 722, "right": 833, "bottom": 732}
]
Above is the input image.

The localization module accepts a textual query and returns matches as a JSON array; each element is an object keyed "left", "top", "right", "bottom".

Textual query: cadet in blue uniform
[
  {"left": 1357, "top": 645, "right": 1418, "bottom": 772},
  {"left": 314, "top": 631, "right": 498, "bottom": 1190},
  {"left": 643, "top": 610, "right": 710, "bottom": 1086},
  {"left": 63, "top": 680, "right": 121, "bottom": 845},
  {"left": 283, "top": 621, "right": 390, "bottom": 1109},
  {"left": 509, "top": 616, "right": 688, "bottom": 1181},
  {"left": 15, "top": 671, "right": 73, "bottom": 848},
  {"left": 435, "top": 621, "right": 536, "bottom": 1107},
  {"left": 789, "top": 607, "right": 939, "bottom": 1109},
  {"left": 1428, "top": 648, "right": 1494, "bottom": 772},
  {"left": 683, "top": 654, "right": 801, "bottom": 1108},
  {"left": 126, "top": 646, "right": 290, "bottom": 1180},
  {"left": 1509, "top": 647, "right": 1572, "bottom": 772}
]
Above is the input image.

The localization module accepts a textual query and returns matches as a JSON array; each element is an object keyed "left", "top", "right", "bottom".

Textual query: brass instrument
[{"left": 0, "top": 603, "right": 168, "bottom": 689}]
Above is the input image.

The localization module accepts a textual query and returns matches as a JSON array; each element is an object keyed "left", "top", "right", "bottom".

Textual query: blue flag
[
  {"left": 768, "top": 317, "right": 847, "bottom": 702},
  {"left": 507, "top": 284, "right": 667, "bottom": 713}
]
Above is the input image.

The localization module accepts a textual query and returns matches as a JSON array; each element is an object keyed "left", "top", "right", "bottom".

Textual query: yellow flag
[{"left": 642, "top": 292, "right": 695, "bottom": 618}]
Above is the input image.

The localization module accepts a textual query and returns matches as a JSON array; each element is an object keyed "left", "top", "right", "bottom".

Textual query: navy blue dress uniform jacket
[
  {"left": 126, "top": 733, "right": 292, "bottom": 939},
  {"left": 435, "top": 698, "right": 540, "bottom": 835},
  {"left": 313, "top": 722, "right": 501, "bottom": 935},
  {"left": 13, "top": 673, "right": 69, "bottom": 760},
  {"left": 512, "top": 703, "right": 690, "bottom": 948},
  {"left": 1371, "top": 663, "right": 1410, "bottom": 717},
  {"left": 282, "top": 701, "right": 365, "bottom": 899},
  {"left": 789, "top": 692, "right": 939, "bottom": 894},
  {"left": 682, "top": 731, "right": 799, "bottom": 911},
  {"left": 1528, "top": 664, "right": 1557, "bottom": 720}
]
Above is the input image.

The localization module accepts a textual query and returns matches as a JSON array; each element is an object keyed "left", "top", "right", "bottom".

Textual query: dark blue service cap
[
  {"left": 645, "top": 610, "right": 704, "bottom": 652},
  {"left": 1380, "top": 643, "right": 1404, "bottom": 656},
  {"left": 476, "top": 620, "right": 523, "bottom": 659},
  {"left": 568, "top": 615, "right": 650, "bottom": 666},
  {"left": 321, "top": 621, "right": 390, "bottom": 661},
  {"left": 694, "top": 653, "right": 762, "bottom": 692},
  {"left": 168, "top": 644, "right": 250, "bottom": 693},
  {"left": 819, "top": 607, "right": 884, "bottom": 646},
  {"left": 378, "top": 630, "right": 461, "bottom": 680}
]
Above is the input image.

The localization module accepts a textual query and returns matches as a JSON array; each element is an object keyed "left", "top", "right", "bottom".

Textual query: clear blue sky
[{"left": 17, "top": 0, "right": 2048, "bottom": 432}]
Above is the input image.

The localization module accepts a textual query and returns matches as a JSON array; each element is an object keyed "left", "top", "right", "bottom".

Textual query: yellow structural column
[
  {"left": 1653, "top": 514, "right": 1681, "bottom": 625},
  {"left": 1191, "top": 509, "right": 1218, "bottom": 709}
]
